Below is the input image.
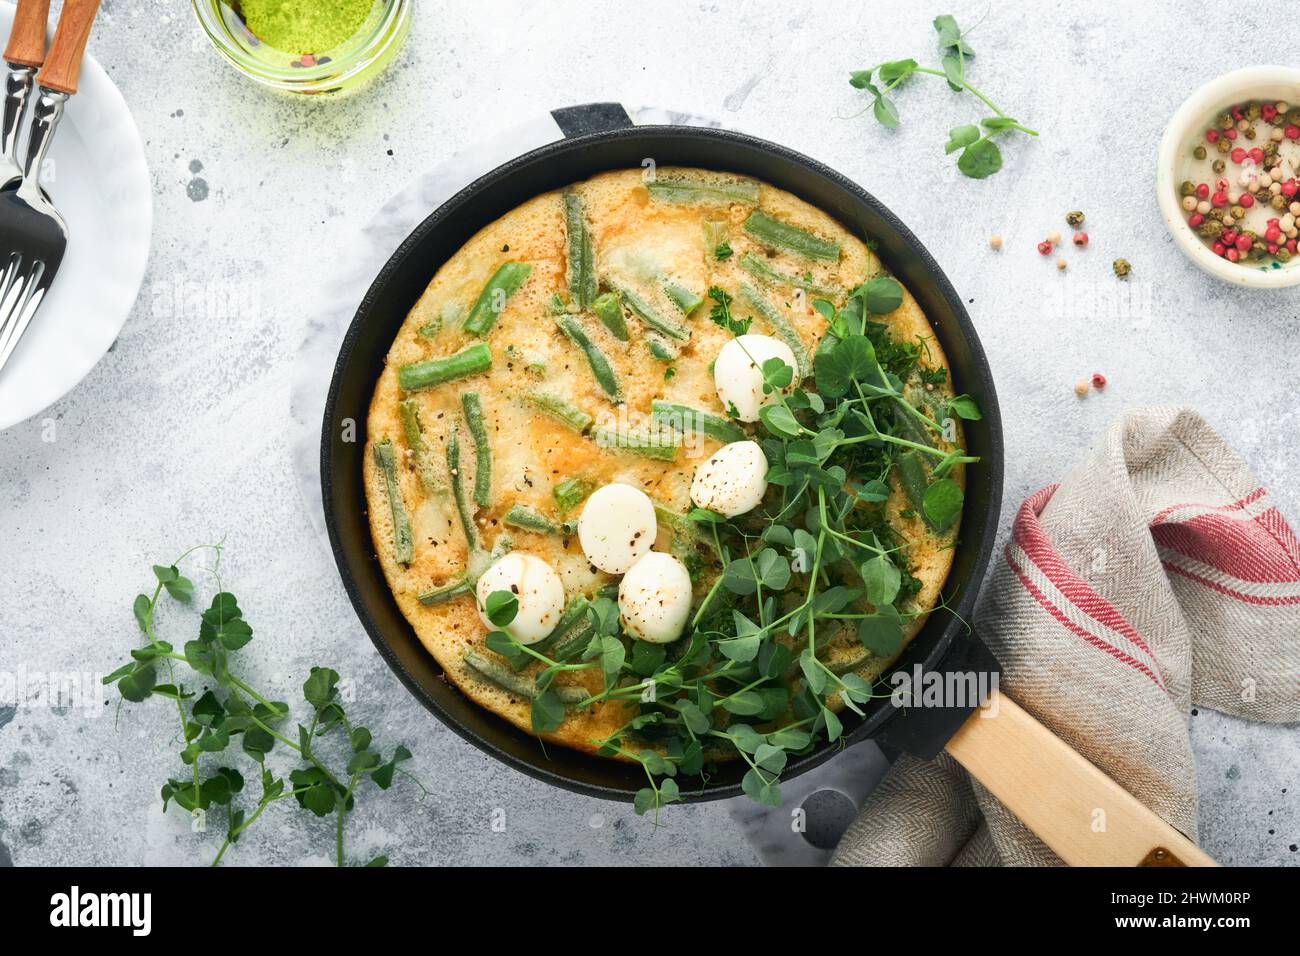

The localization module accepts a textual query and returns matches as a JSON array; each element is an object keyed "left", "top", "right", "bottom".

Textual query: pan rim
[{"left": 321, "top": 124, "right": 1004, "bottom": 802}]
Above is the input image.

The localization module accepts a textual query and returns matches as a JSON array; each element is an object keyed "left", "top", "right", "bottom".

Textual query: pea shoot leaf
[
  {"left": 923, "top": 478, "right": 965, "bottom": 531},
  {"left": 484, "top": 590, "right": 519, "bottom": 628},
  {"left": 956, "top": 138, "right": 1003, "bottom": 179}
]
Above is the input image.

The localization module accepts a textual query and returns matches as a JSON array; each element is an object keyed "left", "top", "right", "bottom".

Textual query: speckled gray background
[{"left": 0, "top": 0, "right": 1296, "bottom": 867}]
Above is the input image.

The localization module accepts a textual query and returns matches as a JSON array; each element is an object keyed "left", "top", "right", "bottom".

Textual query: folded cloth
[{"left": 832, "top": 406, "right": 1300, "bottom": 867}]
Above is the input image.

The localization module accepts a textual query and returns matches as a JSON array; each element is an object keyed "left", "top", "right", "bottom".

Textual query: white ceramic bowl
[{"left": 1157, "top": 65, "right": 1300, "bottom": 288}]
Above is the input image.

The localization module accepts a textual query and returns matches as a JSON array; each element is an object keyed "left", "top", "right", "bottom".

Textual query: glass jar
[{"left": 192, "top": 0, "right": 412, "bottom": 95}]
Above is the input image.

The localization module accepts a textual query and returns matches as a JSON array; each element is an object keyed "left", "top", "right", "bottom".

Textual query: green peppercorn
[
  {"left": 1180, "top": 180, "right": 1195, "bottom": 197},
  {"left": 1193, "top": 145, "right": 1207, "bottom": 160},
  {"left": 1247, "top": 103, "right": 1262, "bottom": 121},
  {"left": 1288, "top": 108, "right": 1300, "bottom": 126},
  {"left": 1212, "top": 159, "right": 1226, "bottom": 173},
  {"left": 1278, "top": 248, "right": 1293, "bottom": 263},
  {"left": 1217, "top": 137, "right": 1231, "bottom": 154},
  {"left": 1230, "top": 205, "right": 1245, "bottom": 219},
  {"left": 1272, "top": 194, "right": 1287, "bottom": 210},
  {"left": 1244, "top": 127, "right": 1257, "bottom": 141},
  {"left": 1219, "top": 113, "right": 1233, "bottom": 130},
  {"left": 1065, "top": 210, "right": 1085, "bottom": 227},
  {"left": 1113, "top": 258, "right": 1132, "bottom": 278},
  {"left": 1198, "top": 222, "right": 1221, "bottom": 238}
]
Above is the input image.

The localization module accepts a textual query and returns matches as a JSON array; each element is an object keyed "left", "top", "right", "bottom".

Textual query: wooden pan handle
[
  {"left": 944, "top": 690, "right": 1218, "bottom": 867},
  {"left": 35, "top": 0, "right": 99, "bottom": 95},
  {"left": 5, "top": 0, "right": 51, "bottom": 68}
]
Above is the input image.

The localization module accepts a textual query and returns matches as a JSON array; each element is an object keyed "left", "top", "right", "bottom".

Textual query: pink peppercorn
[
  {"left": 1268, "top": 242, "right": 1279, "bottom": 254},
  {"left": 1206, "top": 129, "right": 1220, "bottom": 143},
  {"left": 1213, "top": 241, "right": 1226, "bottom": 256},
  {"left": 1037, "top": 239, "right": 1052, "bottom": 256},
  {"left": 1072, "top": 232, "right": 1089, "bottom": 247},
  {"left": 1211, "top": 191, "right": 1229, "bottom": 207},
  {"left": 1288, "top": 239, "right": 1298, "bottom": 253},
  {"left": 1266, "top": 225, "right": 1282, "bottom": 242},
  {"left": 1225, "top": 127, "right": 1238, "bottom": 140},
  {"left": 1195, "top": 183, "right": 1210, "bottom": 199},
  {"left": 1231, "top": 147, "right": 1247, "bottom": 163},
  {"left": 1226, "top": 248, "right": 1240, "bottom": 262},
  {"left": 1250, "top": 147, "right": 1265, "bottom": 163},
  {"left": 1263, "top": 104, "right": 1278, "bottom": 120},
  {"left": 1236, "top": 235, "right": 1252, "bottom": 252},
  {"left": 1189, "top": 213, "right": 1205, "bottom": 227},
  {"left": 1287, "top": 126, "right": 1300, "bottom": 140},
  {"left": 1240, "top": 193, "right": 1255, "bottom": 208},
  {"left": 1283, "top": 180, "right": 1298, "bottom": 198},
  {"left": 1091, "top": 373, "right": 1107, "bottom": 389}
]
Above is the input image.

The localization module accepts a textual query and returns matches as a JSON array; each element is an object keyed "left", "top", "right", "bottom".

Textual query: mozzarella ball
[
  {"left": 577, "top": 483, "right": 657, "bottom": 574},
  {"left": 618, "top": 551, "right": 692, "bottom": 644},
  {"left": 475, "top": 553, "right": 565, "bottom": 645},
  {"left": 714, "top": 334, "right": 799, "bottom": 422},
  {"left": 690, "top": 440, "right": 769, "bottom": 516}
]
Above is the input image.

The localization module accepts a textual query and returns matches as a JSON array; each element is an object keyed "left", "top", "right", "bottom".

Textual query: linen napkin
[{"left": 832, "top": 406, "right": 1300, "bottom": 867}]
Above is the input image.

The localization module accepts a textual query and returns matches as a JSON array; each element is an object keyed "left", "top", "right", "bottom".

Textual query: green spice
[
  {"left": 236, "top": 0, "right": 381, "bottom": 55},
  {"left": 1113, "top": 258, "right": 1132, "bottom": 278}
]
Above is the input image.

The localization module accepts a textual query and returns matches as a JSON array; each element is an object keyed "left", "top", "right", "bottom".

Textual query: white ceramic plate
[{"left": 0, "top": 1, "right": 152, "bottom": 431}]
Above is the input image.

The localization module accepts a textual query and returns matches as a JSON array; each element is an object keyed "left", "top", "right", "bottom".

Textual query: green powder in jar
[{"left": 236, "top": 0, "right": 380, "bottom": 55}]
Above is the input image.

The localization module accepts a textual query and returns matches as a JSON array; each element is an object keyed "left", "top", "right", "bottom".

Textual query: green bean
[
  {"left": 646, "top": 174, "right": 760, "bottom": 205},
  {"left": 704, "top": 219, "right": 730, "bottom": 253},
  {"left": 664, "top": 281, "right": 704, "bottom": 316},
  {"left": 743, "top": 210, "right": 841, "bottom": 261},
  {"left": 646, "top": 333, "right": 679, "bottom": 362},
  {"left": 398, "top": 342, "right": 492, "bottom": 392},
  {"left": 463, "top": 262, "right": 533, "bottom": 336},
  {"left": 650, "top": 400, "right": 746, "bottom": 444},
  {"left": 526, "top": 391, "right": 594, "bottom": 434},
  {"left": 591, "top": 425, "right": 681, "bottom": 461},
  {"left": 503, "top": 504, "right": 559, "bottom": 535},
  {"left": 418, "top": 580, "right": 472, "bottom": 606},
  {"left": 615, "top": 284, "right": 690, "bottom": 341},
  {"left": 447, "top": 421, "right": 478, "bottom": 551},
  {"left": 463, "top": 651, "right": 587, "bottom": 704},
  {"left": 551, "top": 613, "right": 598, "bottom": 662},
  {"left": 553, "top": 477, "right": 594, "bottom": 513},
  {"left": 564, "top": 193, "right": 598, "bottom": 311},
  {"left": 592, "top": 291, "right": 629, "bottom": 341},
  {"left": 372, "top": 438, "right": 414, "bottom": 565},
  {"left": 531, "top": 597, "right": 591, "bottom": 658},
  {"left": 555, "top": 314, "right": 622, "bottom": 402},
  {"left": 895, "top": 450, "right": 932, "bottom": 528},
  {"left": 739, "top": 252, "right": 844, "bottom": 297},
  {"left": 399, "top": 399, "right": 443, "bottom": 496},
  {"left": 891, "top": 398, "right": 937, "bottom": 449},
  {"left": 738, "top": 281, "right": 810, "bottom": 378},
  {"left": 462, "top": 392, "right": 491, "bottom": 508}
]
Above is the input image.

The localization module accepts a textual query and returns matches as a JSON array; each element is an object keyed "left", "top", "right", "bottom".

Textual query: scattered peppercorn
[
  {"left": 1073, "top": 379, "right": 1089, "bottom": 397},
  {"left": 1193, "top": 145, "right": 1207, "bottom": 160},
  {"left": 1047, "top": 230, "right": 1062, "bottom": 244},
  {"left": 1037, "top": 239, "right": 1053, "bottom": 256},
  {"left": 1072, "top": 231, "right": 1089, "bottom": 247},
  {"left": 989, "top": 234, "right": 1003, "bottom": 250},
  {"left": 1066, "top": 210, "right": 1085, "bottom": 228},
  {"left": 1091, "top": 372, "right": 1107, "bottom": 389},
  {"left": 1113, "top": 258, "right": 1132, "bottom": 278},
  {"left": 1056, "top": 257, "right": 1067, "bottom": 271}
]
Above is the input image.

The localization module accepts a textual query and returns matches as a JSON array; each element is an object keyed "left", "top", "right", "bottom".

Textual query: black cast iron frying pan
[{"left": 321, "top": 107, "right": 1005, "bottom": 804}]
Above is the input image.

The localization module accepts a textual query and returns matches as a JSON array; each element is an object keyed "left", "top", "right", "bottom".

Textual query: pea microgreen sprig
[
  {"left": 104, "top": 543, "right": 421, "bottom": 866},
  {"left": 483, "top": 277, "right": 982, "bottom": 821},
  {"left": 850, "top": 13, "right": 1038, "bottom": 179}
]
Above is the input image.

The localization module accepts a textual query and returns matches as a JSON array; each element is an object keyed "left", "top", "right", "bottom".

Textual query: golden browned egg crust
[{"left": 364, "top": 167, "right": 963, "bottom": 756}]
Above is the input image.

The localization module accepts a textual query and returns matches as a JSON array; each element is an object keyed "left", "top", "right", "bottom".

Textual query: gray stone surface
[{"left": 0, "top": 1, "right": 1296, "bottom": 866}]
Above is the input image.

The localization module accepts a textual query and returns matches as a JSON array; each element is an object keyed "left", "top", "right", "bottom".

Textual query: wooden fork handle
[
  {"left": 5, "top": 0, "right": 51, "bottom": 68},
  {"left": 944, "top": 690, "right": 1218, "bottom": 867},
  {"left": 35, "top": 0, "right": 99, "bottom": 95}
]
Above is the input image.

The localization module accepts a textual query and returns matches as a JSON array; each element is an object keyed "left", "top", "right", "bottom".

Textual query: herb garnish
[
  {"left": 850, "top": 14, "right": 1038, "bottom": 179},
  {"left": 105, "top": 544, "right": 420, "bottom": 866},
  {"left": 481, "top": 277, "right": 981, "bottom": 820}
]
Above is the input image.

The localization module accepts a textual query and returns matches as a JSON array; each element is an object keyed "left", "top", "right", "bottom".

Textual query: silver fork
[{"left": 0, "top": 0, "right": 99, "bottom": 377}]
